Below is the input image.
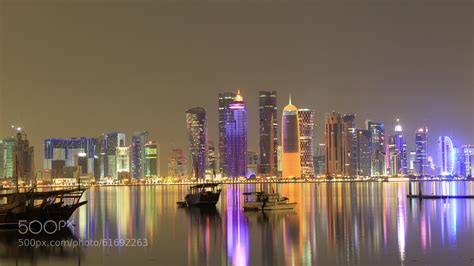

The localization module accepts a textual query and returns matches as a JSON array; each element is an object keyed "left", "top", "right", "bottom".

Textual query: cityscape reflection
[{"left": 2, "top": 182, "right": 474, "bottom": 265}]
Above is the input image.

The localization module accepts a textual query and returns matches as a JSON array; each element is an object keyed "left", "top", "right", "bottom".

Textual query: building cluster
[
  {"left": 1, "top": 90, "right": 473, "bottom": 183},
  {"left": 41, "top": 132, "right": 159, "bottom": 184}
]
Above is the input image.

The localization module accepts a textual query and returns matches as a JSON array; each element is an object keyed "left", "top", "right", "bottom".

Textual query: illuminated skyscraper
[
  {"left": 387, "top": 119, "right": 407, "bottom": 176},
  {"left": 225, "top": 90, "right": 247, "bottom": 178},
  {"left": 414, "top": 127, "right": 429, "bottom": 176},
  {"left": 0, "top": 137, "right": 16, "bottom": 179},
  {"left": 168, "top": 148, "right": 186, "bottom": 178},
  {"left": 218, "top": 91, "right": 236, "bottom": 174},
  {"left": 258, "top": 91, "right": 278, "bottom": 177},
  {"left": 438, "top": 136, "right": 455, "bottom": 176},
  {"left": 356, "top": 129, "right": 372, "bottom": 176},
  {"left": 458, "top": 145, "right": 474, "bottom": 177},
  {"left": 325, "top": 112, "right": 344, "bottom": 176},
  {"left": 116, "top": 146, "right": 130, "bottom": 179},
  {"left": 314, "top": 143, "right": 326, "bottom": 176},
  {"left": 298, "top": 109, "right": 315, "bottom": 178},
  {"left": 342, "top": 114, "right": 357, "bottom": 177},
  {"left": 366, "top": 120, "right": 385, "bottom": 176},
  {"left": 98, "top": 132, "right": 126, "bottom": 179},
  {"left": 131, "top": 131, "right": 149, "bottom": 179},
  {"left": 282, "top": 96, "right": 301, "bottom": 178},
  {"left": 186, "top": 107, "right": 208, "bottom": 179},
  {"left": 145, "top": 141, "right": 160, "bottom": 178},
  {"left": 208, "top": 141, "right": 217, "bottom": 176}
]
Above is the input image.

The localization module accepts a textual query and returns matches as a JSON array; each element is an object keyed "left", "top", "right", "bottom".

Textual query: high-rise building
[
  {"left": 225, "top": 90, "right": 247, "bottom": 178},
  {"left": 366, "top": 121, "right": 385, "bottom": 176},
  {"left": 356, "top": 129, "right": 372, "bottom": 176},
  {"left": 281, "top": 97, "right": 301, "bottom": 179},
  {"left": 258, "top": 91, "right": 278, "bottom": 177},
  {"left": 116, "top": 146, "right": 130, "bottom": 179},
  {"left": 342, "top": 114, "right": 357, "bottom": 177},
  {"left": 277, "top": 145, "right": 282, "bottom": 174},
  {"left": 247, "top": 150, "right": 259, "bottom": 177},
  {"left": 145, "top": 141, "right": 159, "bottom": 178},
  {"left": 98, "top": 132, "right": 126, "bottom": 179},
  {"left": 314, "top": 143, "right": 326, "bottom": 176},
  {"left": 414, "top": 127, "right": 429, "bottom": 177},
  {"left": 438, "top": 136, "right": 455, "bottom": 176},
  {"left": 218, "top": 91, "right": 237, "bottom": 174},
  {"left": 168, "top": 148, "right": 186, "bottom": 178},
  {"left": 0, "top": 137, "right": 16, "bottom": 179},
  {"left": 298, "top": 109, "right": 315, "bottom": 178},
  {"left": 208, "top": 141, "right": 217, "bottom": 176},
  {"left": 131, "top": 131, "right": 149, "bottom": 179},
  {"left": 387, "top": 119, "right": 407, "bottom": 176},
  {"left": 408, "top": 151, "right": 417, "bottom": 174},
  {"left": 186, "top": 107, "right": 208, "bottom": 179},
  {"left": 458, "top": 145, "right": 474, "bottom": 177},
  {"left": 325, "top": 112, "right": 344, "bottom": 176}
]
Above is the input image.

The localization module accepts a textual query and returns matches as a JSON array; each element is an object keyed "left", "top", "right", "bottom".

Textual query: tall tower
[
  {"left": 342, "top": 114, "right": 357, "bottom": 177},
  {"left": 325, "top": 112, "right": 343, "bottom": 176},
  {"left": 366, "top": 121, "right": 385, "bottom": 176},
  {"left": 282, "top": 96, "right": 301, "bottom": 178},
  {"left": 356, "top": 129, "right": 372, "bottom": 176},
  {"left": 298, "top": 109, "right": 315, "bottom": 178},
  {"left": 145, "top": 141, "right": 160, "bottom": 178},
  {"left": 258, "top": 91, "right": 278, "bottom": 177},
  {"left": 415, "top": 127, "right": 429, "bottom": 176},
  {"left": 387, "top": 119, "right": 407, "bottom": 176},
  {"left": 218, "top": 92, "right": 237, "bottom": 175},
  {"left": 131, "top": 131, "right": 149, "bottom": 179},
  {"left": 225, "top": 90, "right": 247, "bottom": 178},
  {"left": 98, "top": 132, "right": 126, "bottom": 179},
  {"left": 186, "top": 107, "right": 208, "bottom": 179},
  {"left": 438, "top": 136, "right": 455, "bottom": 176}
]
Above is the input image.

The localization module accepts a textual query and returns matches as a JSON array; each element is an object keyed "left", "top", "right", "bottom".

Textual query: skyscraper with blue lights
[{"left": 438, "top": 136, "right": 455, "bottom": 176}]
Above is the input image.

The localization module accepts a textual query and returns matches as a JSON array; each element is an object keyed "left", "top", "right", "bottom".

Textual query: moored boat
[
  {"left": 243, "top": 192, "right": 297, "bottom": 211},
  {"left": 0, "top": 188, "right": 87, "bottom": 230},
  {"left": 178, "top": 183, "right": 221, "bottom": 207}
]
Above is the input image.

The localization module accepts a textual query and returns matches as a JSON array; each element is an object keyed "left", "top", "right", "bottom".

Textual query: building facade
[
  {"left": 342, "top": 114, "right": 357, "bottom": 177},
  {"left": 414, "top": 127, "right": 429, "bottom": 176},
  {"left": 387, "top": 120, "right": 407, "bottom": 176},
  {"left": 438, "top": 136, "right": 455, "bottom": 176},
  {"left": 218, "top": 92, "right": 237, "bottom": 175},
  {"left": 281, "top": 97, "right": 301, "bottom": 178},
  {"left": 298, "top": 109, "right": 315, "bottom": 178},
  {"left": 258, "top": 91, "right": 278, "bottom": 177},
  {"left": 168, "top": 148, "right": 187, "bottom": 178},
  {"left": 224, "top": 90, "right": 247, "bottom": 178},
  {"left": 131, "top": 131, "right": 149, "bottom": 179},
  {"left": 186, "top": 107, "right": 208, "bottom": 179},
  {"left": 356, "top": 129, "right": 372, "bottom": 176},
  {"left": 366, "top": 120, "right": 385, "bottom": 176},
  {"left": 325, "top": 112, "right": 344, "bottom": 176},
  {"left": 145, "top": 141, "right": 159, "bottom": 178}
]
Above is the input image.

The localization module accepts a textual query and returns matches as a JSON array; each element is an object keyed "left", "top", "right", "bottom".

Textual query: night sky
[{"left": 1, "top": 0, "right": 472, "bottom": 173}]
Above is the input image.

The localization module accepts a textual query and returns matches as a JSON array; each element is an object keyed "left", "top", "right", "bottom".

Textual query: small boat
[
  {"left": 177, "top": 183, "right": 221, "bottom": 207},
  {"left": 243, "top": 192, "right": 297, "bottom": 211},
  {"left": 0, "top": 188, "right": 87, "bottom": 230}
]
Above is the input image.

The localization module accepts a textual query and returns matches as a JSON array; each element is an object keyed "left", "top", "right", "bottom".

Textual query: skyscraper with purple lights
[
  {"left": 218, "top": 92, "right": 237, "bottom": 175},
  {"left": 438, "top": 136, "right": 455, "bottom": 176},
  {"left": 415, "top": 127, "right": 429, "bottom": 176},
  {"left": 186, "top": 107, "right": 208, "bottom": 179},
  {"left": 387, "top": 119, "right": 407, "bottom": 176},
  {"left": 225, "top": 90, "right": 247, "bottom": 178}
]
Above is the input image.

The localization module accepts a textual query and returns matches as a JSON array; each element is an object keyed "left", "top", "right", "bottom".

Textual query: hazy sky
[{"left": 1, "top": 0, "right": 472, "bottom": 173}]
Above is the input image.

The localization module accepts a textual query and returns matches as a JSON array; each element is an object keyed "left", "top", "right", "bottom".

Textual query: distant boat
[
  {"left": 243, "top": 192, "right": 297, "bottom": 211},
  {"left": 0, "top": 188, "right": 87, "bottom": 230},
  {"left": 177, "top": 183, "right": 221, "bottom": 207}
]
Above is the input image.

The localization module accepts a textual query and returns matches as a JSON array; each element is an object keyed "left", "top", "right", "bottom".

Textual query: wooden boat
[
  {"left": 177, "top": 183, "right": 221, "bottom": 207},
  {"left": 0, "top": 188, "right": 87, "bottom": 230},
  {"left": 243, "top": 192, "right": 297, "bottom": 211}
]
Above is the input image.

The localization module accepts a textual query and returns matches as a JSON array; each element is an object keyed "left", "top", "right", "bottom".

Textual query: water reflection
[{"left": 2, "top": 181, "right": 474, "bottom": 265}]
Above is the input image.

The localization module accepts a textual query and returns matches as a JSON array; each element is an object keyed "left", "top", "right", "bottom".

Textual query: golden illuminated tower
[{"left": 282, "top": 95, "right": 301, "bottom": 178}]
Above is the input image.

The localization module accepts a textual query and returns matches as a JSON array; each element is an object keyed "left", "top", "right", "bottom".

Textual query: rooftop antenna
[{"left": 289, "top": 94, "right": 292, "bottom": 105}]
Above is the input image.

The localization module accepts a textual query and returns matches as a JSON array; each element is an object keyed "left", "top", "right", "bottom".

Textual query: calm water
[{"left": 2, "top": 181, "right": 474, "bottom": 266}]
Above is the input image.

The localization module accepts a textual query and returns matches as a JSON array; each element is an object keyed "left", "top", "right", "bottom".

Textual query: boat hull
[{"left": 185, "top": 191, "right": 221, "bottom": 207}]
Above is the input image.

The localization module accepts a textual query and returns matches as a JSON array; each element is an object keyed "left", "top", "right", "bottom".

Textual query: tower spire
[{"left": 289, "top": 94, "right": 292, "bottom": 105}]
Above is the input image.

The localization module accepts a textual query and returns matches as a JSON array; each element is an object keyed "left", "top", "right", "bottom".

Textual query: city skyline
[{"left": 1, "top": 1, "right": 472, "bottom": 175}]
